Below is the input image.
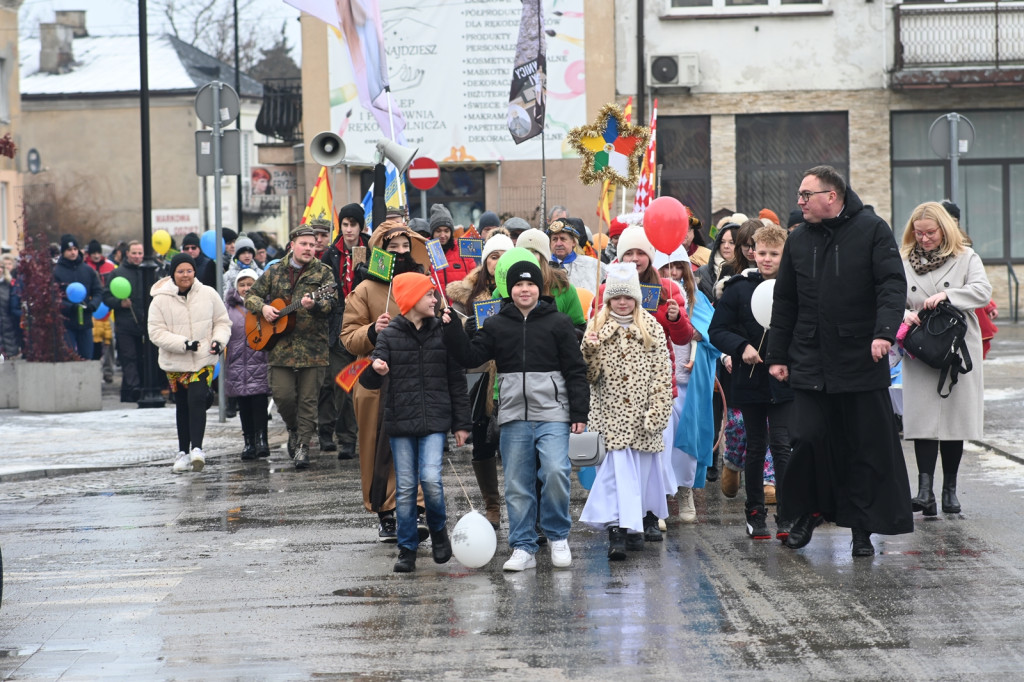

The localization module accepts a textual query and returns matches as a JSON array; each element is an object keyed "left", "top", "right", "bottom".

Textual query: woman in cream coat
[
  {"left": 900, "top": 202, "right": 991, "bottom": 517},
  {"left": 149, "top": 253, "right": 231, "bottom": 474}
]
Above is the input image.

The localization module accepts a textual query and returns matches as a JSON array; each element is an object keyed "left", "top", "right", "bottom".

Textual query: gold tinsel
[{"left": 567, "top": 102, "right": 650, "bottom": 188}]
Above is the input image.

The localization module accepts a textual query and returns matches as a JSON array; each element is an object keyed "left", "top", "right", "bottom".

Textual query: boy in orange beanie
[{"left": 360, "top": 272, "right": 472, "bottom": 572}]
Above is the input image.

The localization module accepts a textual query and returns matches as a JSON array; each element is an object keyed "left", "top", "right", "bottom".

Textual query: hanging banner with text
[{"left": 327, "top": 0, "right": 585, "bottom": 164}]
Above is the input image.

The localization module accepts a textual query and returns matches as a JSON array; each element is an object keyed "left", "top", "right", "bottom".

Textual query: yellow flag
[{"left": 300, "top": 167, "right": 339, "bottom": 240}]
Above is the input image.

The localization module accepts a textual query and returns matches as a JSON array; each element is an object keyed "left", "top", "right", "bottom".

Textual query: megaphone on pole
[
  {"left": 375, "top": 138, "right": 418, "bottom": 174},
  {"left": 311, "top": 131, "right": 346, "bottom": 166}
]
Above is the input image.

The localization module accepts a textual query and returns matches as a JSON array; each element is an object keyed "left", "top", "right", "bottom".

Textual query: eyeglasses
[
  {"left": 183, "top": 245, "right": 200, "bottom": 251},
  {"left": 743, "top": 243, "right": 755, "bottom": 251},
  {"left": 797, "top": 189, "right": 831, "bottom": 202},
  {"left": 914, "top": 228, "right": 941, "bottom": 240}
]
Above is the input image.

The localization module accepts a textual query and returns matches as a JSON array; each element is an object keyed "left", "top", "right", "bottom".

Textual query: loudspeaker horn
[
  {"left": 311, "top": 131, "right": 346, "bottom": 166},
  {"left": 375, "top": 138, "right": 418, "bottom": 174}
]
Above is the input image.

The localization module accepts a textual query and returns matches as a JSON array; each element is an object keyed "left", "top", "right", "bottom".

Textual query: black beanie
[
  {"left": 337, "top": 202, "right": 366, "bottom": 231},
  {"left": 507, "top": 259, "right": 543, "bottom": 293},
  {"left": 787, "top": 209, "right": 803, "bottom": 228},
  {"left": 478, "top": 211, "right": 500, "bottom": 229},
  {"left": 60, "top": 234, "right": 79, "bottom": 252},
  {"left": 182, "top": 232, "right": 201, "bottom": 248},
  {"left": 170, "top": 252, "right": 197, "bottom": 275},
  {"left": 86, "top": 239, "right": 103, "bottom": 255}
]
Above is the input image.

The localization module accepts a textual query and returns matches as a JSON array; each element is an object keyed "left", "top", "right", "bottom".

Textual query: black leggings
[
  {"left": 913, "top": 439, "right": 964, "bottom": 480},
  {"left": 237, "top": 394, "right": 270, "bottom": 435},
  {"left": 175, "top": 381, "right": 211, "bottom": 453},
  {"left": 739, "top": 401, "right": 792, "bottom": 517}
]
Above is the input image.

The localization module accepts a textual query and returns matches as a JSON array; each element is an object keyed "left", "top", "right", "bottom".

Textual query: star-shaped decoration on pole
[{"left": 567, "top": 103, "right": 650, "bottom": 187}]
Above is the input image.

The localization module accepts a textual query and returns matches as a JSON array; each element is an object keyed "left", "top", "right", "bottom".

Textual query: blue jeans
[
  {"left": 390, "top": 433, "right": 447, "bottom": 550},
  {"left": 64, "top": 327, "right": 93, "bottom": 359},
  {"left": 499, "top": 420, "right": 571, "bottom": 553}
]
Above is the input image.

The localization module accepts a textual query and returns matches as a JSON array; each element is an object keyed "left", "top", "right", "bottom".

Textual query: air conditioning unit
[{"left": 647, "top": 54, "right": 700, "bottom": 88}]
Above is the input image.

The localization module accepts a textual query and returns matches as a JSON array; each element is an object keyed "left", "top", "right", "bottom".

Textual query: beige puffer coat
[
  {"left": 582, "top": 310, "right": 673, "bottom": 453},
  {"left": 148, "top": 276, "right": 232, "bottom": 373}
]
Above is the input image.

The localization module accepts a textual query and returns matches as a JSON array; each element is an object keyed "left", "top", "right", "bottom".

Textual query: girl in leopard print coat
[{"left": 579, "top": 264, "right": 674, "bottom": 560}]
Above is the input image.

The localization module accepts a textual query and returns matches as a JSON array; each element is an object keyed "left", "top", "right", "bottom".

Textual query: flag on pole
[
  {"left": 336, "top": 358, "right": 371, "bottom": 393},
  {"left": 596, "top": 98, "right": 632, "bottom": 225},
  {"left": 507, "top": 0, "right": 547, "bottom": 144},
  {"left": 367, "top": 247, "right": 395, "bottom": 281},
  {"left": 300, "top": 167, "right": 339, "bottom": 239},
  {"left": 633, "top": 99, "right": 658, "bottom": 213}
]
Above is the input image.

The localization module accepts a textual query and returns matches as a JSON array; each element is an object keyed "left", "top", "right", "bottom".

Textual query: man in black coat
[
  {"left": 53, "top": 233, "right": 103, "bottom": 358},
  {"left": 766, "top": 165, "right": 913, "bottom": 557},
  {"left": 317, "top": 203, "right": 370, "bottom": 458},
  {"left": 102, "top": 241, "right": 157, "bottom": 402}
]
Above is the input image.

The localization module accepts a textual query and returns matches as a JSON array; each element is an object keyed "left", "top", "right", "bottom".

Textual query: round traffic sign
[
  {"left": 195, "top": 82, "right": 240, "bottom": 127},
  {"left": 408, "top": 157, "right": 440, "bottom": 191}
]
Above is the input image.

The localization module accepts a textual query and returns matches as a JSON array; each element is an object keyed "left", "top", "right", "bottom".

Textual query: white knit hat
[
  {"left": 235, "top": 268, "right": 259, "bottom": 284},
  {"left": 516, "top": 228, "right": 552, "bottom": 262},
  {"left": 481, "top": 233, "right": 514, "bottom": 263},
  {"left": 616, "top": 226, "right": 656, "bottom": 263},
  {"left": 603, "top": 262, "right": 642, "bottom": 304}
]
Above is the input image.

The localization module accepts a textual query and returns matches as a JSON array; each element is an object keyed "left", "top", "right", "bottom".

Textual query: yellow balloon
[{"left": 152, "top": 229, "right": 171, "bottom": 256}]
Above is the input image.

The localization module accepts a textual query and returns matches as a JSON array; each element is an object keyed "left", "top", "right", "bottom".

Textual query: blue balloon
[
  {"left": 213, "top": 361, "right": 220, "bottom": 380},
  {"left": 66, "top": 281, "right": 87, "bottom": 304},
  {"left": 92, "top": 302, "right": 110, "bottom": 319},
  {"left": 266, "top": 259, "right": 280, "bottom": 268},
  {"left": 200, "top": 230, "right": 220, "bottom": 259},
  {"left": 577, "top": 466, "right": 596, "bottom": 491}
]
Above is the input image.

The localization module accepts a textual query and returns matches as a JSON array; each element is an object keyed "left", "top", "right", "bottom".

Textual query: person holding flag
[
  {"left": 341, "top": 221, "right": 433, "bottom": 541},
  {"left": 427, "top": 204, "right": 476, "bottom": 291}
]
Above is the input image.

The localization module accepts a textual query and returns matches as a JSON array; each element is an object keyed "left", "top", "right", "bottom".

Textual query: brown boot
[{"left": 472, "top": 457, "right": 502, "bottom": 529}]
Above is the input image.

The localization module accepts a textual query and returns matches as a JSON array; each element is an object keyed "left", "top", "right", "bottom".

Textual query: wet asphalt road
[{"left": 3, "top": 327, "right": 1024, "bottom": 679}]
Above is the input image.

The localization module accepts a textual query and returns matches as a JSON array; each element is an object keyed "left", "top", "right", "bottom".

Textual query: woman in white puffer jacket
[{"left": 149, "top": 253, "right": 231, "bottom": 474}]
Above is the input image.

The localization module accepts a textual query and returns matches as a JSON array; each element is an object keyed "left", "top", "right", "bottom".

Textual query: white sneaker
[
  {"left": 550, "top": 539, "right": 572, "bottom": 568},
  {"left": 502, "top": 548, "right": 536, "bottom": 572},
  {"left": 172, "top": 451, "right": 190, "bottom": 474},
  {"left": 189, "top": 447, "right": 206, "bottom": 472},
  {"left": 678, "top": 487, "right": 697, "bottom": 523}
]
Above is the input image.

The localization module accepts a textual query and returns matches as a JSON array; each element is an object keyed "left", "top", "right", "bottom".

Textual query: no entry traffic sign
[{"left": 408, "top": 157, "right": 440, "bottom": 191}]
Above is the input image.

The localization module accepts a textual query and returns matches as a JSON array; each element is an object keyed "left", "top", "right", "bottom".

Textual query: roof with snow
[{"left": 20, "top": 34, "right": 263, "bottom": 99}]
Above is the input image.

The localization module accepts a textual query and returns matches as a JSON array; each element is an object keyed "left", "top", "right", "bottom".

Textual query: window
[
  {"left": 670, "top": 0, "right": 822, "bottom": 12},
  {"left": 735, "top": 112, "right": 849, "bottom": 222},
  {"left": 0, "top": 59, "right": 8, "bottom": 123},
  {"left": 658, "top": 116, "right": 712, "bottom": 229},
  {"left": 360, "top": 167, "right": 486, "bottom": 228},
  {"left": 891, "top": 109, "right": 1024, "bottom": 262}
]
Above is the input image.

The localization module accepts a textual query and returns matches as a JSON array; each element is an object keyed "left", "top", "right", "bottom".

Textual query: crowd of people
[{"left": 0, "top": 164, "right": 998, "bottom": 574}]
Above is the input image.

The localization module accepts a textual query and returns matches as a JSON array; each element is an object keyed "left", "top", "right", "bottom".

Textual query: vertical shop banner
[
  {"left": 507, "top": 0, "right": 546, "bottom": 145},
  {"left": 327, "top": 0, "right": 586, "bottom": 163}
]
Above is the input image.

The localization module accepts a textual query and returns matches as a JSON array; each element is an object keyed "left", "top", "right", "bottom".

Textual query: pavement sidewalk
[{"left": 2, "top": 322, "right": 1023, "bottom": 481}]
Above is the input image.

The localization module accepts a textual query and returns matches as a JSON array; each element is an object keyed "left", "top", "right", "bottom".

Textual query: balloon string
[
  {"left": 749, "top": 329, "right": 767, "bottom": 379},
  {"left": 447, "top": 456, "right": 475, "bottom": 511}
]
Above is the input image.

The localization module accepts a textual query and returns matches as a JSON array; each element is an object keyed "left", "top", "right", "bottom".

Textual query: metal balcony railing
[
  {"left": 255, "top": 78, "right": 303, "bottom": 143},
  {"left": 894, "top": 1, "right": 1024, "bottom": 71}
]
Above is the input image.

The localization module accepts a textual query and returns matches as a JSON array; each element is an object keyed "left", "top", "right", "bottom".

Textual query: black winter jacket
[
  {"left": 321, "top": 234, "right": 369, "bottom": 348},
  {"left": 54, "top": 254, "right": 103, "bottom": 330},
  {"left": 764, "top": 188, "right": 907, "bottom": 393},
  {"left": 708, "top": 269, "right": 792, "bottom": 406},
  {"left": 443, "top": 298, "right": 590, "bottom": 425},
  {"left": 102, "top": 261, "right": 148, "bottom": 336},
  {"left": 360, "top": 315, "right": 471, "bottom": 437}
]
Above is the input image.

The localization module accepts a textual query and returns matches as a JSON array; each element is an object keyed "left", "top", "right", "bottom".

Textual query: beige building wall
[
  {"left": 299, "top": 0, "right": 616, "bottom": 230},
  {"left": 1, "top": 0, "right": 22, "bottom": 250}
]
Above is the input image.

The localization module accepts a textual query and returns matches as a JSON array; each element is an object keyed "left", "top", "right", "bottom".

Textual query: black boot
[
  {"left": 942, "top": 478, "right": 961, "bottom": 514},
  {"left": 642, "top": 512, "right": 663, "bottom": 542},
  {"left": 624, "top": 532, "right": 645, "bottom": 552},
  {"left": 911, "top": 473, "right": 937, "bottom": 516},
  {"left": 287, "top": 429, "right": 298, "bottom": 459},
  {"left": 255, "top": 429, "right": 270, "bottom": 458},
  {"left": 294, "top": 443, "right": 310, "bottom": 470},
  {"left": 430, "top": 528, "right": 452, "bottom": 564},
  {"left": 472, "top": 458, "right": 502, "bottom": 529},
  {"left": 706, "top": 445, "right": 721, "bottom": 482},
  {"left": 852, "top": 528, "right": 875, "bottom": 557},
  {"left": 607, "top": 527, "right": 627, "bottom": 561},
  {"left": 785, "top": 513, "right": 824, "bottom": 549},
  {"left": 241, "top": 432, "right": 257, "bottom": 461},
  {"left": 393, "top": 547, "right": 417, "bottom": 573}
]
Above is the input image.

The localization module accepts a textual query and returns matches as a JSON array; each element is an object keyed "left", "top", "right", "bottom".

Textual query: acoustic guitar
[{"left": 245, "top": 281, "right": 338, "bottom": 351}]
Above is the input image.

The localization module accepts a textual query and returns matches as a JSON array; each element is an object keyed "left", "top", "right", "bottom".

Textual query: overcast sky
[{"left": 19, "top": 0, "right": 304, "bottom": 63}]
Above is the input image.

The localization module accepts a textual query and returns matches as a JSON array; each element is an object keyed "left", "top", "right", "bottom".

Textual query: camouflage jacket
[{"left": 243, "top": 256, "right": 336, "bottom": 367}]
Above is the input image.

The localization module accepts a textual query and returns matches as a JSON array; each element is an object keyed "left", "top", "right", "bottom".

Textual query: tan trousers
[
  {"left": 271, "top": 366, "right": 326, "bottom": 445},
  {"left": 352, "top": 381, "right": 424, "bottom": 514}
]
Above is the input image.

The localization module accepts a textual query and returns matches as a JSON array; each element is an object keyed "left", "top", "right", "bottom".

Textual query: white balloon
[
  {"left": 451, "top": 511, "right": 497, "bottom": 568},
  {"left": 751, "top": 279, "right": 776, "bottom": 330}
]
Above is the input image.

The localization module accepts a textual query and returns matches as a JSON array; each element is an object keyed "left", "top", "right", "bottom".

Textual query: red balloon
[{"left": 643, "top": 197, "right": 690, "bottom": 254}]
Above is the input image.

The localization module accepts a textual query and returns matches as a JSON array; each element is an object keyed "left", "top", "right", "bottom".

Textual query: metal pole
[
  {"left": 137, "top": 0, "right": 165, "bottom": 408},
  {"left": 213, "top": 82, "right": 226, "bottom": 422},
  {"left": 234, "top": 0, "right": 243, "bottom": 235},
  {"left": 636, "top": 0, "right": 645, "bottom": 128},
  {"left": 948, "top": 112, "right": 960, "bottom": 206},
  {"left": 421, "top": 189, "right": 428, "bottom": 220}
]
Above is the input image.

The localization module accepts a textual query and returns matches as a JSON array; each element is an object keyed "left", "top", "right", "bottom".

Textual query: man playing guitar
[{"left": 244, "top": 225, "right": 338, "bottom": 469}]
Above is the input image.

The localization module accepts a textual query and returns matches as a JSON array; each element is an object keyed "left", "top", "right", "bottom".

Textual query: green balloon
[
  {"left": 110, "top": 276, "right": 132, "bottom": 300},
  {"left": 493, "top": 247, "right": 539, "bottom": 299}
]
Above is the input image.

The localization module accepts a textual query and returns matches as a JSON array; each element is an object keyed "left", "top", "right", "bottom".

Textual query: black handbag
[{"left": 903, "top": 300, "right": 972, "bottom": 398}]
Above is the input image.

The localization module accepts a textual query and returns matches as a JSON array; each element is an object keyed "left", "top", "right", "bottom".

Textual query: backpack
[{"left": 902, "top": 300, "right": 972, "bottom": 398}]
